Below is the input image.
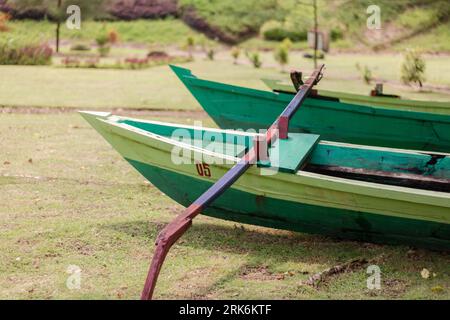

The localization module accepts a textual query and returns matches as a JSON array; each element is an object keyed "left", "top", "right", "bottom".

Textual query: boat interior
[{"left": 117, "top": 118, "right": 450, "bottom": 193}]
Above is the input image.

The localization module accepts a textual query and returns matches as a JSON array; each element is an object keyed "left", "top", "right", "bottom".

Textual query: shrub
[
  {"left": 401, "top": 49, "right": 426, "bottom": 88},
  {"left": 330, "top": 27, "right": 344, "bottom": 41},
  {"left": 260, "top": 20, "right": 307, "bottom": 42},
  {"left": 185, "top": 36, "right": 195, "bottom": 59},
  {"left": 147, "top": 51, "right": 169, "bottom": 60},
  {"left": 108, "top": 29, "right": 119, "bottom": 44},
  {"left": 0, "top": 12, "right": 11, "bottom": 32},
  {"left": 281, "top": 38, "right": 293, "bottom": 50},
  {"left": 124, "top": 57, "right": 150, "bottom": 69},
  {"left": 0, "top": 39, "right": 52, "bottom": 65},
  {"left": 356, "top": 63, "right": 373, "bottom": 85},
  {"left": 274, "top": 43, "right": 289, "bottom": 72},
  {"left": 96, "top": 33, "right": 111, "bottom": 57},
  {"left": 207, "top": 47, "right": 215, "bottom": 61},
  {"left": 247, "top": 51, "right": 262, "bottom": 68},
  {"left": 231, "top": 46, "right": 240, "bottom": 64},
  {"left": 70, "top": 43, "right": 91, "bottom": 52},
  {"left": 98, "top": 46, "right": 110, "bottom": 57},
  {"left": 61, "top": 57, "right": 81, "bottom": 68},
  {"left": 107, "top": 0, "right": 178, "bottom": 20}
]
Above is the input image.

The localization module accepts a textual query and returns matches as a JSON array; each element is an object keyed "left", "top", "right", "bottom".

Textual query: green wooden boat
[
  {"left": 261, "top": 78, "right": 450, "bottom": 114},
  {"left": 80, "top": 111, "right": 450, "bottom": 250},
  {"left": 171, "top": 65, "right": 450, "bottom": 153}
]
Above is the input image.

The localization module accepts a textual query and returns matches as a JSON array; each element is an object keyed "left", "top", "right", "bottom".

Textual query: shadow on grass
[
  {"left": 104, "top": 218, "right": 449, "bottom": 298},
  {"left": 104, "top": 217, "right": 413, "bottom": 265}
]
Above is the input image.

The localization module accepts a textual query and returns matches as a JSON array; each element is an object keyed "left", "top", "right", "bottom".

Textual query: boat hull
[
  {"left": 80, "top": 111, "right": 450, "bottom": 250},
  {"left": 261, "top": 78, "right": 450, "bottom": 114},
  {"left": 129, "top": 158, "right": 450, "bottom": 250},
  {"left": 171, "top": 66, "right": 450, "bottom": 153}
]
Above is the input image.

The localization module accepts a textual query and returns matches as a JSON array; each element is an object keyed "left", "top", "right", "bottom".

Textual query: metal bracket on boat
[{"left": 141, "top": 64, "right": 325, "bottom": 300}]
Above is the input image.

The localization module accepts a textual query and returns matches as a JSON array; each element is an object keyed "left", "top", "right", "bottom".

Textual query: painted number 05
[{"left": 196, "top": 163, "right": 211, "bottom": 177}]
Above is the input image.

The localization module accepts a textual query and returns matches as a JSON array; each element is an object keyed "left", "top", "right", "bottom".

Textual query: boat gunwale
[
  {"left": 91, "top": 114, "right": 450, "bottom": 207},
  {"left": 179, "top": 71, "right": 450, "bottom": 123},
  {"left": 110, "top": 114, "right": 450, "bottom": 157},
  {"left": 261, "top": 78, "right": 450, "bottom": 109}
]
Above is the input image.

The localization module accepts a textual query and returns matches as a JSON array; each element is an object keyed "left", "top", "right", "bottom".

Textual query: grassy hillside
[
  {"left": 179, "top": 0, "right": 450, "bottom": 51},
  {"left": 0, "top": 18, "right": 205, "bottom": 46},
  {"left": 1, "top": 0, "right": 449, "bottom": 51}
]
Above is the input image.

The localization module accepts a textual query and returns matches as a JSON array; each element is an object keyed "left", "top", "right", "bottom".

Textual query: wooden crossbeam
[{"left": 141, "top": 64, "right": 325, "bottom": 300}]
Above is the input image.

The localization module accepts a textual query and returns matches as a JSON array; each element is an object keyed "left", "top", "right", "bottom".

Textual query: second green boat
[
  {"left": 261, "top": 78, "right": 450, "bottom": 115},
  {"left": 171, "top": 65, "right": 450, "bottom": 153}
]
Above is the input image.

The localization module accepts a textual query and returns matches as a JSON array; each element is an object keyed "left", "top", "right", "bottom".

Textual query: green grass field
[
  {"left": 0, "top": 46, "right": 449, "bottom": 300},
  {"left": 1, "top": 2, "right": 450, "bottom": 300},
  {"left": 1, "top": 112, "right": 449, "bottom": 299},
  {"left": 1, "top": 54, "right": 450, "bottom": 110}
]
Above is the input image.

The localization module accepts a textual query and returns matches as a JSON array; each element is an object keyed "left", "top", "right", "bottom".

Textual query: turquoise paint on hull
[
  {"left": 126, "top": 158, "right": 450, "bottom": 250},
  {"left": 118, "top": 117, "right": 450, "bottom": 181}
]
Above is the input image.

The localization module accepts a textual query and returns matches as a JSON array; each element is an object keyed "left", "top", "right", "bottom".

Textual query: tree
[
  {"left": 401, "top": 49, "right": 426, "bottom": 88},
  {"left": 9, "top": 0, "right": 104, "bottom": 53}
]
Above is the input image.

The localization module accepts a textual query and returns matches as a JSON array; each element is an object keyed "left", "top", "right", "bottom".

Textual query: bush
[
  {"left": 231, "top": 46, "right": 240, "bottom": 64},
  {"left": 355, "top": 63, "right": 373, "bottom": 84},
  {"left": 108, "top": 29, "right": 119, "bottom": 44},
  {"left": 108, "top": 0, "right": 178, "bottom": 20},
  {"left": 96, "top": 32, "right": 111, "bottom": 57},
  {"left": 185, "top": 36, "right": 195, "bottom": 59},
  {"left": 303, "top": 50, "right": 325, "bottom": 60},
  {"left": 70, "top": 43, "right": 91, "bottom": 52},
  {"left": 401, "top": 49, "right": 426, "bottom": 87},
  {"left": 330, "top": 27, "right": 344, "bottom": 41},
  {"left": 260, "top": 20, "right": 307, "bottom": 42},
  {"left": 206, "top": 48, "right": 215, "bottom": 60},
  {"left": 124, "top": 57, "right": 150, "bottom": 69},
  {"left": 0, "top": 12, "right": 10, "bottom": 32},
  {"left": 247, "top": 51, "right": 262, "bottom": 68},
  {"left": 0, "top": 39, "right": 52, "bottom": 65},
  {"left": 274, "top": 43, "right": 289, "bottom": 71}
]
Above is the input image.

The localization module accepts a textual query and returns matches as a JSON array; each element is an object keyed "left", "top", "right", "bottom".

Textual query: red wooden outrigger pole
[{"left": 141, "top": 64, "right": 325, "bottom": 300}]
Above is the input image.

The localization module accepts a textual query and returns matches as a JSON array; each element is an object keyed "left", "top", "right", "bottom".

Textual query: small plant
[
  {"left": 356, "top": 63, "right": 373, "bottom": 85},
  {"left": 124, "top": 57, "right": 150, "bottom": 69},
  {"left": 0, "top": 12, "right": 11, "bottom": 32},
  {"left": 281, "top": 38, "right": 293, "bottom": 50},
  {"left": 96, "top": 32, "right": 111, "bottom": 57},
  {"left": 231, "top": 46, "right": 240, "bottom": 64},
  {"left": 207, "top": 47, "right": 215, "bottom": 61},
  {"left": 401, "top": 49, "right": 426, "bottom": 88},
  {"left": 274, "top": 43, "right": 289, "bottom": 72},
  {"left": 84, "top": 58, "right": 99, "bottom": 68},
  {"left": 185, "top": 36, "right": 195, "bottom": 60},
  {"left": 0, "top": 40, "right": 53, "bottom": 65},
  {"left": 108, "top": 29, "right": 119, "bottom": 45},
  {"left": 247, "top": 51, "right": 262, "bottom": 68},
  {"left": 70, "top": 43, "right": 91, "bottom": 52},
  {"left": 61, "top": 57, "right": 81, "bottom": 68}
]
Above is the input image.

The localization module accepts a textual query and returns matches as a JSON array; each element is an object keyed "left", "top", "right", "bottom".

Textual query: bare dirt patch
[{"left": 240, "top": 265, "right": 287, "bottom": 281}]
